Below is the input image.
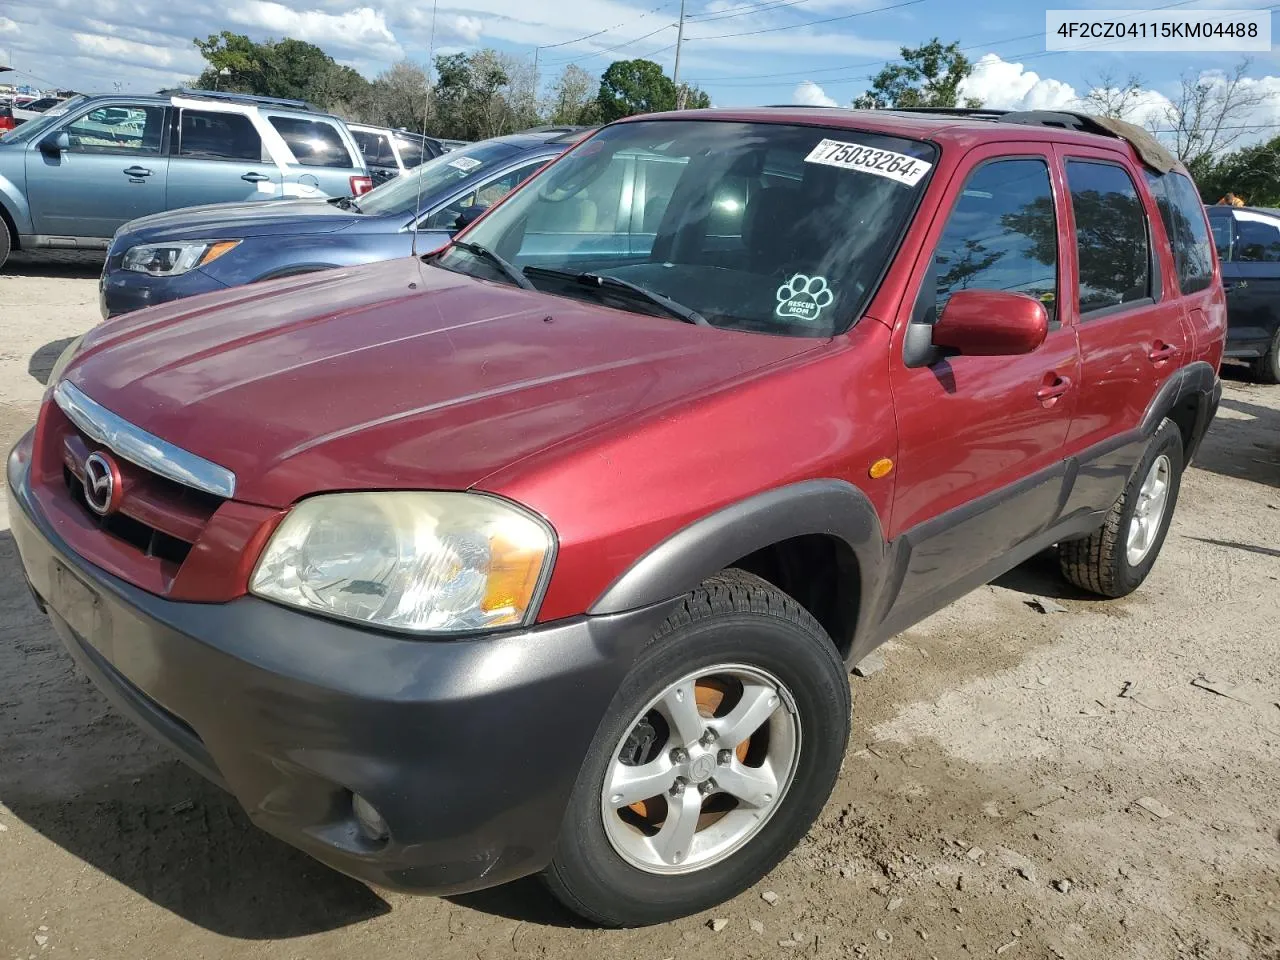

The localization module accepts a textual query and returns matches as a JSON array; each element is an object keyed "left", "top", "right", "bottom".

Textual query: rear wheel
[
  {"left": 542, "top": 570, "right": 850, "bottom": 927},
  {"left": 0, "top": 217, "right": 12, "bottom": 271},
  {"left": 1059, "top": 419, "right": 1183, "bottom": 597},
  {"left": 1251, "top": 329, "right": 1280, "bottom": 385}
]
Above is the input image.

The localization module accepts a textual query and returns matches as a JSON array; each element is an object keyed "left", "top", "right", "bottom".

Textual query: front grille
[{"left": 54, "top": 412, "right": 226, "bottom": 578}]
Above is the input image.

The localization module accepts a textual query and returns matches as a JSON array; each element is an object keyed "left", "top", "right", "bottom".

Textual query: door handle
[
  {"left": 241, "top": 172, "right": 271, "bottom": 183},
  {"left": 1037, "top": 373, "right": 1072, "bottom": 404},
  {"left": 1148, "top": 342, "right": 1179, "bottom": 363},
  {"left": 122, "top": 166, "right": 152, "bottom": 177}
]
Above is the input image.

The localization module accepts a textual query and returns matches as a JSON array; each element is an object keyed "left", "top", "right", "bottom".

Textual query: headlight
[
  {"left": 249, "top": 492, "right": 554, "bottom": 633},
  {"left": 47, "top": 334, "right": 84, "bottom": 386},
  {"left": 122, "top": 240, "right": 240, "bottom": 277}
]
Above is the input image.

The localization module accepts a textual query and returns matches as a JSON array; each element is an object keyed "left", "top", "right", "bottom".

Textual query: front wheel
[
  {"left": 1059, "top": 418, "right": 1184, "bottom": 597},
  {"left": 542, "top": 570, "right": 850, "bottom": 927}
]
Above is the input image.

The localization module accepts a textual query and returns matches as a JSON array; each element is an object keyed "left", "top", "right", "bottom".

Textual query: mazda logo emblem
[{"left": 83, "top": 451, "right": 123, "bottom": 517}]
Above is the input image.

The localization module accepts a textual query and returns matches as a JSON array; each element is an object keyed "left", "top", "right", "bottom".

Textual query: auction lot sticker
[{"left": 804, "top": 140, "right": 932, "bottom": 186}]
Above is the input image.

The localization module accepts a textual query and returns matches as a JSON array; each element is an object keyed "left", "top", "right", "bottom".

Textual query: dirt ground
[{"left": 0, "top": 254, "right": 1277, "bottom": 960}]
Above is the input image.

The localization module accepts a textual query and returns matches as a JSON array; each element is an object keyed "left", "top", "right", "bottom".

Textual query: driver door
[
  {"left": 26, "top": 102, "right": 169, "bottom": 239},
  {"left": 883, "top": 147, "right": 1080, "bottom": 629}
]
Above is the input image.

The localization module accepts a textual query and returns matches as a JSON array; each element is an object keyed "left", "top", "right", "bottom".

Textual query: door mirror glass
[
  {"left": 933, "top": 289, "right": 1048, "bottom": 357},
  {"left": 40, "top": 131, "right": 70, "bottom": 155}
]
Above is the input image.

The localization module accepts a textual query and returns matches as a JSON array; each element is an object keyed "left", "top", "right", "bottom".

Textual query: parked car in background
[
  {"left": 1206, "top": 204, "right": 1280, "bottom": 382},
  {"left": 12, "top": 95, "right": 73, "bottom": 124},
  {"left": 439, "top": 138, "right": 470, "bottom": 152},
  {"left": 349, "top": 124, "right": 444, "bottom": 184},
  {"left": 12, "top": 107, "right": 1224, "bottom": 927},
  {"left": 0, "top": 106, "right": 13, "bottom": 134},
  {"left": 100, "top": 128, "right": 576, "bottom": 316},
  {"left": 0, "top": 90, "right": 371, "bottom": 268}
]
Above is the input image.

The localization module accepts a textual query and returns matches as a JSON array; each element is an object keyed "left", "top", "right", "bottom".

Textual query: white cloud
[
  {"left": 226, "top": 1, "right": 402, "bottom": 59},
  {"left": 0, "top": 16, "right": 19, "bottom": 35},
  {"left": 71, "top": 32, "right": 203, "bottom": 70},
  {"left": 959, "top": 53, "right": 1079, "bottom": 112},
  {"left": 792, "top": 80, "right": 837, "bottom": 107},
  {"left": 450, "top": 15, "right": 484, "bottom": 44}
]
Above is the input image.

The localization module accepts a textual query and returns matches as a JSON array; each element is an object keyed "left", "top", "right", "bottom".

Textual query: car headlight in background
[
  {"left": 250, "top": 492, "right": 555, "bottom": 633},
  {"left": 122, "top": 240, "right": 240, "bottom": 277}
]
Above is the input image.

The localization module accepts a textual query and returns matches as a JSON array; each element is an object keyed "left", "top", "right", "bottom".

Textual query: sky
[{"left": 3, "top": 0, "right": 1280, "bottom": 145}]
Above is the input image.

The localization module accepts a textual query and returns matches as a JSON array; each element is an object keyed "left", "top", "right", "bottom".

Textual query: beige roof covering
[{"left": 1065, "top": 113, "right": 1178, "bottom": 174}]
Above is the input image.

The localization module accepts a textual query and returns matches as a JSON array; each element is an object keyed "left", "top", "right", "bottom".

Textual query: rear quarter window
[
  {"left": 268, "top": 116, "right": 356, "bottom": 168},
  {"left": 1145, "top": 171, "right": 1215, "bottom": 294}
]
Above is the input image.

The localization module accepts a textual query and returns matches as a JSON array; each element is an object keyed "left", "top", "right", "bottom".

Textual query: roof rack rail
[
  {"left": 162, "top": 88, "right": 319, "bottom": 112},
  {"left": 883, "top": 107, "right": 1011, "bottom": 119}
]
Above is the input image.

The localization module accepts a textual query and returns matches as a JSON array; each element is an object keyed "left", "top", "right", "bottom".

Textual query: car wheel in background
[
  {"left": 0, "top": 218, "right": 11, "bottom": 271},
  {"left": 542, "top": 569, "right": 850, "bottom": 927},
  {"left": 1059, "top": 418, "right": 1184, "bottom": 598},
  {"left": 1251, "top": 329, "right": 1280, "bottom": 385}
]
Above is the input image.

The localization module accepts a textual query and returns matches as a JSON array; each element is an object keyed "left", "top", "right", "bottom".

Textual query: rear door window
[
  {"left": 1065, "top": 160, "right": 1151, "bottom": 316},
  {"left": 353, "top": 129, "right": 394, "bottom": 167},
  {"left": 1209, "top": 215, "right": 1234, "bottom": 261},
  {"left": 177, "top": 109, "right": 265, "bottom": 161},
  {"left": 268, "top": 116, "right": 355, "bottom": 168},
  {"left": 931, "top": 158, "right": 1059, "bottom": 322},
  {"left": 1145, "top": 171, "right": 1215, "bottom": 293}
]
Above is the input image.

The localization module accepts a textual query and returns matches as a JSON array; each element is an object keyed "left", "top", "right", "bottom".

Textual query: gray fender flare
[
  {"left": 1141, "top": 360, "right": 1219, "bottom": 461},
  {"left": 587, "top": 479, "right": 887, "bottom": 636}
]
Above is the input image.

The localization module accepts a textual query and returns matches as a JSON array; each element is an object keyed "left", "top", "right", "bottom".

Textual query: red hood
[{"left": 65, "top": 257, "right": 820, "bottom": 507}]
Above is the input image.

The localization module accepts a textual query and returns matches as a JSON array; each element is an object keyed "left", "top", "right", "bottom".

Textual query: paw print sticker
[{"left": 775, "top": 274, "right": 834, "bottom": 321}]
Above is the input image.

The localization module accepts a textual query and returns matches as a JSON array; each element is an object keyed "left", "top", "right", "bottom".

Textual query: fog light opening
[{"left": 352, "top": 793, "right": 389, "bottom": 842}]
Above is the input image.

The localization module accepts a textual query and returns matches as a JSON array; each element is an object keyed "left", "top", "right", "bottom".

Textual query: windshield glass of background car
[
  {"left": 0, "top": 96, "right": 87, "bottom": 143},
  {"left": 357, "top": 140, "right": 521, "bottom": 216},
  {"left": 446, "top": 120, "right": 935, "bottom": 337}
]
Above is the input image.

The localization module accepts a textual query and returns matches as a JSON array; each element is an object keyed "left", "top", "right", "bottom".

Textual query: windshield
[
  {"left": 441, "top": 119, "right": 935, "bottom": 337},
  {"left": 356, "top": 140, "right": 521, "bottom": 217},
  {"left": 1, "top": 95, "right": 89, "bottom": 144}
]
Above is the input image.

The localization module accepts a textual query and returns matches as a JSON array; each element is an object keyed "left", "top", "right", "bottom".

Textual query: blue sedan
[{"left": 100, "top": 129, "right": 579, "bottom": 318}]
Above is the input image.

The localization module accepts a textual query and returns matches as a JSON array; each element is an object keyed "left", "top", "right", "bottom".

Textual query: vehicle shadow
[
  {"left": 1192, "top": 384, "right": 1280, "bottom": 490},
  {"left": 2, "top": 250, "right": 104, "bottom": 280},
  {"left": 29, "top": 336, "right": 78, "bottom": 386},
  {"left": 449, "top": 879, "right": 586, "bottom": 927},
  {"left": 0, "top": 529, "right": 392, "bottom": 939},
  {"left": 991, "top": 548, "right": 1104, "bottom": 602}
]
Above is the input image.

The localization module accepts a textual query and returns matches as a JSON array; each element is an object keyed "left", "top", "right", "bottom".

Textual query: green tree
[
  {"left": 1193, "top": 136, "right": 1280, "bottom": 208},
  {"left": 597, "top": 59, "right": 677, "bottom": 121},
  {"left": 192, "top": 32, "right": 372, "bottom": 113},
  {"left": 193, "top": 32, "right": 264, "bottom": 92},
  {"left": 853, "top": 38, "right": 980, "bottom": 110},
  {"left": 546, "top": 64, "right": 599, "bottom": 126}
]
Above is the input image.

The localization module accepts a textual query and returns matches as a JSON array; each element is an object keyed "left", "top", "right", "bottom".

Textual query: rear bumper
[
  {"left": 8, "top": 435, "right": 671, "bottom": 894},
  {"left": 99, "top": 265, "right": 230, "bottom": 319}
]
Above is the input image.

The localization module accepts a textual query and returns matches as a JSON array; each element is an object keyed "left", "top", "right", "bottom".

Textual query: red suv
[{"left": 9, "top": 107, "right": 1225, "bottom": 927}]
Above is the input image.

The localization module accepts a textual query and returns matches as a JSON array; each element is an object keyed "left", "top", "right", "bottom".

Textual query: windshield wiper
[
  {"left": 449, "top": 240, "right": 535, "bottom": 290},
  {"left": 523, "top": 267, "right": 709, "bottom": 326}
]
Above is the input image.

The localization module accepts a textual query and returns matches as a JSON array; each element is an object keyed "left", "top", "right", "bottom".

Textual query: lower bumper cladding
[{"left": 8, "top": 433, "right": 671, "bottom": 894}]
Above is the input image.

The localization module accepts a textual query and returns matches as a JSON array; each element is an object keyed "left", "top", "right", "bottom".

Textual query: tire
[
  {"left": 542, "top": 569, "right": 850, "bottom": 927},
  {"left": 1250, "top": 329, "right": 1280, "bottom": 385},
  {"left": 0, "top": 217, "right": 11, "bottom": 272},
  {"left": 1059, "top": 418, "right": 1184, "bottom": 598}
]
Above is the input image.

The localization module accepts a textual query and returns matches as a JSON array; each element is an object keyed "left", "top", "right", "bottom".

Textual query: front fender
[
  {"left": 0, "top": 166, "right": 34, "bottom": 236},
  {"left": 588, "top": 479, "right": 887, "bottom": 646}
]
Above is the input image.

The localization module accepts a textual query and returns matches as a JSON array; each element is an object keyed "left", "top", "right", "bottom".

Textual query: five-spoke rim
[
  {"left": 600, "top": 663, "right": 801, "bottom": 875},
  {"left": 1127, "top": 454, "right": 1171, "bottom": 566}
]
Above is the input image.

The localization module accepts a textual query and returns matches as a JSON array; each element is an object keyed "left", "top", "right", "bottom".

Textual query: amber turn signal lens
[
  {"left": 197, "top": 240, "right": 241, "bottom": 267},
  {"left": 869, "top": 458, "right": 894, "bottom": 479}
]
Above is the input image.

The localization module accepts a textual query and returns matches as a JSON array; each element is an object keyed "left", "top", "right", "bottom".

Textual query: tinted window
[
  {"left": 1209, "top": 215, "right": 1234, "bottom": 261},
  {"left": 177, "top": 109, "right": 263, "bottom": 161},
  {"left": 1145, "top": 172, "right": 1214, "bottom": 293},
  {"left": 268, "top": 116, "right": 354, "bottom": 168},
  {"left": 64, "top": 104, "right": 165, "bottom": 155},
  {"left": 1233, "top": 211, "right": 1280, "bottom": 262},
  {"left": 455, "top": 120, "right": 937, "bottom": 338},
  {"left": 1066, "top": 160, "right": 1151, "bottom": 315},
  {"left": 931, "top": 158, "right": 1058, "bottom": 322},
  {"left": 357, "top": 141, "right": 520, "bottom": 217},
  {"left": 421, "top": 161, "right": 545, "bottom": 230},
  {"left": 395, "top": 136, "right": 433, "bottom": 169},
  {"left": 353, "top": 129, "right": 394, "bottom": 167}
]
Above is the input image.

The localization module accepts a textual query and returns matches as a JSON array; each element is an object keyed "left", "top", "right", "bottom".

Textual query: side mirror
[
  {"left": 39, "top": 131, "right": 70, "bottom": 155},
  {"left": 932, "top": 289, "right": 1049, "bottom": 357},
  {"left": 453, "top": 204, "right": 487, "bottom": 232}
]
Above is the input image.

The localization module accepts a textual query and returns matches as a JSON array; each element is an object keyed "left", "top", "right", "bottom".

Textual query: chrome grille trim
[{"left": 53, "top": 381, "right": 237, "bottom": 500}]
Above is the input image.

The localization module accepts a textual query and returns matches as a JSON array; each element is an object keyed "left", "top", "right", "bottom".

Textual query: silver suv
[{"left": 0, "top": 90, "right": 371, "bottom": 268}]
